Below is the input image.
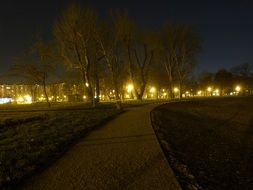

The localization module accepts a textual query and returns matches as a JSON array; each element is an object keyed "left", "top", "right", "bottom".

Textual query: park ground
[
  {"left": 2, "top": 97, "right": 253, "bottom": 190},
  {"left": 152, "top": 97, "right": 253, "bottom": 190},
  {"left": 0, "top": 102, "right": 124, "bottom": 189},
  {"left": 0, "top": 100, "right": 164, "bottom": 189}
]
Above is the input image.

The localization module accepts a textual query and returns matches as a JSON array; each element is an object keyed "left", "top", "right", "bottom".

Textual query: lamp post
[
  {"left": 235, "top": 85, "right": 241, "bottom": 95},
  {"left": 150, "top": 87, "right": 156, "bottom": 99},
  {"left": 207, "top": 87, "right": 212, "bottom": 96},
  {"left": 127, "top": 84, "right": 134, "bottom": 99},
  {"left": 235, "top": 86, "right": 241, "bottom": 92},
  {"left": 174, "top": 87, "right": 179, "bottom": 98}
]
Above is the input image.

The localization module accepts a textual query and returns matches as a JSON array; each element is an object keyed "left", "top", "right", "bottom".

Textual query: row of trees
[
  {"left": 11, "top": 4, "right": 202, "bottom": 108},
  {"left": 198, "top": 63, "right": 253, "bottom": 95}
]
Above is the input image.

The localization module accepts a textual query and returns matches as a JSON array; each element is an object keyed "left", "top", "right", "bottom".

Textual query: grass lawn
[
  {"left": 151, "top": 97, "right": 253, "bottom": 190},
  {"left": 0, "top": 102, "right": 122, "bottom": 189}
]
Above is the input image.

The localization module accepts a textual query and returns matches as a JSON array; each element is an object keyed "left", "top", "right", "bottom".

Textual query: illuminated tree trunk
[
  {"left": 94, "top": 73, "right": 100, "bottom": 104},
  {"left": 128, "top": 43, "right": 153, "bottom": 101},
  {"left": 97, "top": 36, "right": 122, "bottom": 109},
  {"left": 164, "top": 55, "right": 175, "bottom": 99},
  {"left": 42, "top": 73, "right": 51, "bottom": 107}
]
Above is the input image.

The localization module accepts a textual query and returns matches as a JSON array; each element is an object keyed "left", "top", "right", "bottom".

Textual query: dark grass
[
  {"left": 151, "top": 97, "right": 253, "bottom": 190},
  {"left": 0, "top": 99, "right": 160, "bottom": 189},
  {"left": 0, "top": 103, "right": 123, "bottom": 189}
]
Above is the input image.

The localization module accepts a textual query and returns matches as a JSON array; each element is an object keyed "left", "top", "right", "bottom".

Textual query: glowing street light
[
  {"left": 213, "top": 89, "right": 220, "bottom": 96},
  {"left": 17, "top": 97, "right": 24, "bottom": 102},
  {"left": 127, "top": 84, "right": 134, "bottom": 93},
  {"left": 235, "top": 85, "right": 241, "bottom": 92},
  {"left": 174, "top": 87, "right": 179, "bottom": 93},
  {"left": 16, "top": 95, "right": 32, "bottom": 104},
  {"left": 150, "top": 87, "right": 156, "bottom": 93},
  {"left": 0, "top": 97, "right": 13, "bottom": 104},
  {"left": 207, "top": 87, "right": 212, "bottom": 92},
  {"left": 24, "top": 95, "right": 32, "bottom": 102}
]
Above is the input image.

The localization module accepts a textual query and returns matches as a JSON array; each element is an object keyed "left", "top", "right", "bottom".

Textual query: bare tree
[
  {"left": 53, "top": 4, "right": 100, "bottom": 107},
  {"left": 198, "top": 71, "right": 214, "bottom": 89},
  {"left": 131, "top": 32, "right": 155, "bottom": 100},
  {"left": 214, "top": 69, "right": 233, "bottom": 96},
  {"left": 114, "top": 13, "right": 155, "bottom": 100},
  {"left": 230, "top": 62, "right": 252, "bottom": 77},
  {"left": 165, "top": 23, "right": 201, "bottom": 99},
  {"left": 96, "top": 14, "right": 127, "bottom": 109},
  {"left": 112, "top": 13, "right": 135, "bottom": 95},
  {"left": 34, "top": 39, "right": 58, "bottom": 106},
  {"left": 159, "top": 24, "right": 178, "bottom": 98},
  {"left": 11, "top": 39, "right": 56, "bottom": 107}
]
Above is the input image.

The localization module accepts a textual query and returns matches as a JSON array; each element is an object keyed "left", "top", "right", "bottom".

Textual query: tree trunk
[
  {"left": 80, "top": 68, "right": 94, "bottom": 106},
  {"left": 134, "top": 87, "right": 143, "bottom": 101},
  {"left": 136, "top": 93, "right": 142, "bottom": 100},
  {"left": 168, "top": 83, "right": 174, "bottom": 99},
  {"left": 115, "top": 100, "right": 122, "bottom": 110},
  {"left": 42, "top": 77, "right": 50, "bottom": 107},
  {"left": 165, "top": 65, "right": 174, "bottom": 99},
  {"left": 30, "top": 85, "right": 35, "bottom": 103},
  {"left": 94, "top": 73, "right": 100, "bottom": 106},
  {"left": 179, "top": 80, "right": 183, "bottom": 100},
  {"left": 112, "top": 74, "right": 122, "bottom": 110}
]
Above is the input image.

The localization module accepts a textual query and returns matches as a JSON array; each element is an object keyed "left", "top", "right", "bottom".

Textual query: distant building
[{"left": 0, "top": 83, "right": 87, "bottom": 103}]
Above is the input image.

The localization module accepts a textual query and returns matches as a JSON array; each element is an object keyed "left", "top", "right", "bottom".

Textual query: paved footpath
[{"left": 21, "top": 104, "right": 181, "bottom": 190}]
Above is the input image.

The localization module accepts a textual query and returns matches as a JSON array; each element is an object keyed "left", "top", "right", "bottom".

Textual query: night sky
[{"left": 0, "top": 0, "right": 253, "bottom": 77}]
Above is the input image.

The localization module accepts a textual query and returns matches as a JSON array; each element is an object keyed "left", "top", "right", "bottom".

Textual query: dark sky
[{"left": 0, "top": 0, "right": 253, "bottom": 76}]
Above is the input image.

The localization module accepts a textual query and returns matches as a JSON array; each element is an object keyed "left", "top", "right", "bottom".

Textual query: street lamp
[
  {"left": 235, "top": 85, "right": 241, "bottom": 92},
  {"left": 174, "top": 87, "right": 179, "bottom": 93},
  {"left": 150, "top": 87, "right": 156, "bottom": 93},
  {"left": 149, "top": 87, "right": 156, "bottom": 99},
  {"left": 197, "top": 90, "right": 202, "bottom": 96},
  {"left": 127, "top": 84, "right": 134, "bottom": 93},
  {"left": 214, "top": 89, "right": 220, "bottom": 96},
  {"left": 207, "top": 87, "right": 212, "bottom": 96},
  {"left": 126, "top": 84, "right": 134, "bottom": 99}
]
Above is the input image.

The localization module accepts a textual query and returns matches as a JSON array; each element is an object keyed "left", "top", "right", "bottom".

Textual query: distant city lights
[
  {"left": 16, "top": 95, "right": 32, "bottom": 104},
  {"left": 0, "top": 82, "right": 249, "bottom": 105},
  {"left": 197, "top": 90, "right": 202, "bottom": 95},
  {"left": 0, "top": 97, "right": 13, "bottom": 104}
]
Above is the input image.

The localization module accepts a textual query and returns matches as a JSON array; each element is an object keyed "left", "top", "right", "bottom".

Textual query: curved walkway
[{"left": 21, "top": 104, "right": 181, "bottom": 190}]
